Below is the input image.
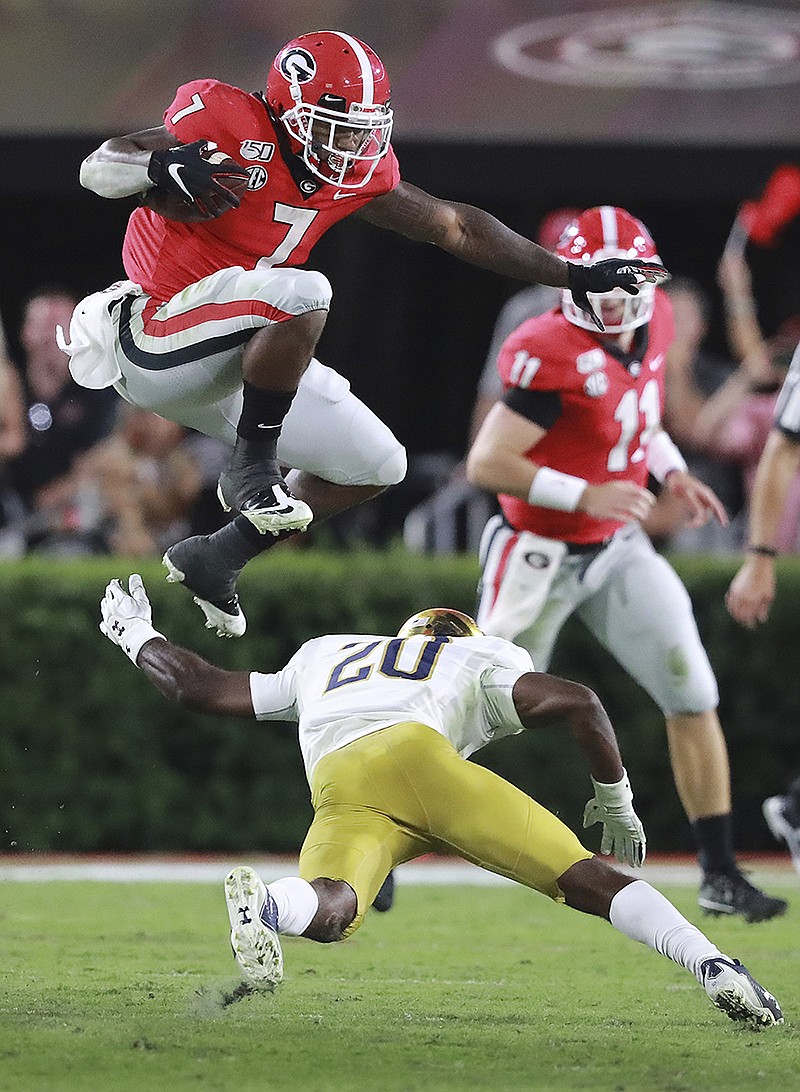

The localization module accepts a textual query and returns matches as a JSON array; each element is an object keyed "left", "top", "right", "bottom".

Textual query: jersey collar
[{"left": 253, "top": 92, "right": 324, "bottom": 200}]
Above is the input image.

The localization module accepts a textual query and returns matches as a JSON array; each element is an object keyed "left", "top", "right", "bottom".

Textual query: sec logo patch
[
  {"left": 246, "top": 165, "right": 268, "bottom": 190},
  {"left": 584, "top": 371, "right": 609, "bottom": 397}
]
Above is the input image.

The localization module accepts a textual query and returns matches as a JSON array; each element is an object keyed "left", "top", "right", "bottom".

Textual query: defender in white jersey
[{"left": 98, "top": 579, "right": 783, "bottom": 1028}]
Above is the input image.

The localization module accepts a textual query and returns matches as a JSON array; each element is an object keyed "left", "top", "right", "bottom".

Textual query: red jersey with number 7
[
  {"left": 122, "top": 79, "right": 401, "bottom": 302},
  {"left": 496, "top": 290, "right": 674, "bottom": 544}
]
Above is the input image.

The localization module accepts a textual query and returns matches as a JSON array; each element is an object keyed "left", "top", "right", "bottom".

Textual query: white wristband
[
  {"left": 527, "top": 467, "right": 588, "bottom": 511},
  {"left": 590, "top": 769, "right": 633, "bottom": 807},
  {"left": 646, "top": 431, "right": 687, "bottom": 484},
  {"left": 123, "top": 622, "right": 166, "bottom": 666}
]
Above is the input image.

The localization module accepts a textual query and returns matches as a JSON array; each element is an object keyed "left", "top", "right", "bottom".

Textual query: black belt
[
  {"left": 564, "top": 537, "right": 613, "bottom": 556},
  {"left": 499, "top": 514, "right": 614, "bottom": 559}
]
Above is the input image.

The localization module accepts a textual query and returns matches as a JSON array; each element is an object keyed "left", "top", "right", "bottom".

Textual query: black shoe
[
  {"left": 698, "top": 869, "right": 788, "bottom": 924},
  {"left": 371, "top": 871, "right": 395, "bottom": 913},
  {"left": 217, "top": 440, "right": 312, "bottom": 536},
  {"left": 163, "top": 535, "right": 246, "bottom": 638}
]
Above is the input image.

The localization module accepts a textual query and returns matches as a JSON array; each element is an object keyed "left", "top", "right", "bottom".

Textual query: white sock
[
  {"left": 268, "top": 876, "right": 319, "bottom": 936},
  {"left": 609, "top": 880, "right": 722, "bottom": 982}
]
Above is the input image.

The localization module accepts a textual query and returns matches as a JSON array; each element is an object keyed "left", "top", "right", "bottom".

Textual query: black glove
[
  {"left": 567, "top": 257, "right": 669, "bottom": 331},
  {"left": 147, "top": 140, "right": 249, "bottom": 217}
]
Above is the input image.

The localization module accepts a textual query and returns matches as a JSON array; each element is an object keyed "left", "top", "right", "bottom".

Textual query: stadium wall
[{"left": 0, "top": 551, "right": 796, "bottom": 855}]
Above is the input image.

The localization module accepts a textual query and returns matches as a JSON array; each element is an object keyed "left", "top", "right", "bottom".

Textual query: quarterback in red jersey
[
  {"left": 66, "top": 33, "right": 665, "bottom": 639},
  {"left": 466, "top": 206, "right": 786, "bottom": 924}
]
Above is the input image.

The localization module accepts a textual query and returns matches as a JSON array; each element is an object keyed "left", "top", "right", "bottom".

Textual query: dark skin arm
[
  {"left": 357, "top": 181, "right": 570, "bottom": 287},
  {"left": 511, "top": 672, "right": 624, "bottom": 784},
  {"left": 137, "top": 638, "right": 254, "bottom": 717}
]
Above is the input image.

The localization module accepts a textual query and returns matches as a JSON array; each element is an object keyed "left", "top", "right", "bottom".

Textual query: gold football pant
[{"left": 298, "top": 721, "right": 592, "bottom": 937}]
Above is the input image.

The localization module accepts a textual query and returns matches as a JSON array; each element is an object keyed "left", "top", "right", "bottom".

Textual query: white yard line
[{"left": 0, "top": 854, "right": 795, "bottom": 886}]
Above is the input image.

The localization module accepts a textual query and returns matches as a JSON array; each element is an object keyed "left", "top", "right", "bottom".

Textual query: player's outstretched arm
[
  {"left": 99, "top": 576, "right": 254, "bottom": 717},
  {"left": 511, "top": 671, "right": 623, "bottom": 784},
  {"left": 358, "top": 183, "right": 669, "bottom": 329},
  {"left": 511, "top": 671, "right": 645, "bottom": 866}
]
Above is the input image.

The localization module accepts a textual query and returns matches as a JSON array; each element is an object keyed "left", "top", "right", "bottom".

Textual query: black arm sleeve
[{"left": 502, "top": 386, "right": 563, "bottom": 429}]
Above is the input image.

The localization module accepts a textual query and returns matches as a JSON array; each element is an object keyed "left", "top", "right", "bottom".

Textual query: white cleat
[
  {"left": 224, "top": 866, "right": 283, "bottom": 989},
  {"left": 700, "top": 955, "right": 784, "bottom": 1028},
  {"left": 217, "top": 479, "right": 313, "bottom": 536}
]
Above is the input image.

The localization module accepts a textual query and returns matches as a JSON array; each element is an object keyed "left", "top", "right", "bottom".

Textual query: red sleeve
[
  {"left": 163, "top": 79, "right": 253, "bottom": 150},
  {"left": 361, "top": 144, "right": 401, "bottom": 198},
  {"left": 379, "top": 146, "right": 401, "bottom": 194},
  {"left": 496, "top": 314, "right": 567, "bottom": 392}
]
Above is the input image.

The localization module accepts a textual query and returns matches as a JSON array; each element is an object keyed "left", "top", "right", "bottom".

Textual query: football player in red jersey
[
  {"left": 68, "top": 33, "right": 666, "bottom": 638},
  {"left": 466, "top": 206, "right": 787, "bottom": 924}
]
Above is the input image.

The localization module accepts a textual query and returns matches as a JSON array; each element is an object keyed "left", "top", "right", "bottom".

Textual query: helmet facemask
[
  {"left": 561, "top": 275, "right": 656, "bottom": 334},
  {"left": 282, "top": 96, "right": 393, "bottom": 188}
]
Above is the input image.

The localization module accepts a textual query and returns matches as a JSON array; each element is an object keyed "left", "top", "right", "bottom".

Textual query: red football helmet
[
  {"left": 556, "top": 206, "right": 661, "bottom": 333},
  {"left": 266, "top": 31, "right": 393, "bottom": 189}
]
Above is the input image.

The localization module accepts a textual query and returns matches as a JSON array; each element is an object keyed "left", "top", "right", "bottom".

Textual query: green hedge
[{"left": 1, "top": 549, "right": 798, "bottom": 855}]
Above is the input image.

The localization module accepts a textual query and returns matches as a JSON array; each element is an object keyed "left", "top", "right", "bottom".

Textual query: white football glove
[
  {"left": 99, "top": 574, "right": 165, "bottom": 666},
  {"left": 582, "top": 769, "right": 646, "bottom": 867}
]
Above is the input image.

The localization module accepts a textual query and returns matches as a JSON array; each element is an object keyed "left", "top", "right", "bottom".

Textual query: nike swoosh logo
[
  {"left": 167, "top": 162, "right": 192, "bottom": 198},
  {"left": 256, "top": 423, "right": 280, "bottom": 430},
  {"left": 332, "top": 190, "right": 358, "bottom": 200}
]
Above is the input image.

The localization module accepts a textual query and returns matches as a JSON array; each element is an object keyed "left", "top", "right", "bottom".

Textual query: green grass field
[{"left": 1, "top": 879, "right": 798, "bottom": 1091}]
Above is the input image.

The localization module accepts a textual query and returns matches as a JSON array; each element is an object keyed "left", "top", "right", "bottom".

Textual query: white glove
[
  {"left": 582, "top": 769, "right": 646, "bottom": 867},
  {"left": 99, "top": 574, "right": 165, "bottom": 666}
]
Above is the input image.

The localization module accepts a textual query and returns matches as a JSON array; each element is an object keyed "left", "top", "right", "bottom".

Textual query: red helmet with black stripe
[
  {"left": 557, "top": 206, "right": 661, "bottom": 333},
  {"left": 266, "top": 31, "right": 393, "bottom": 189}
]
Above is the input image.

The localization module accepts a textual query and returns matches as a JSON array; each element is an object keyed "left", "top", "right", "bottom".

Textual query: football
[
  {"left": 203, "top": 149, "right": 250, "bottom": 199},
  {"left": 142, "top": 147, "right": 249, "bottom": 222}
]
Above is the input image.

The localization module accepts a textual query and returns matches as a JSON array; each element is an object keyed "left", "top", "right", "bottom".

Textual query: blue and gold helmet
[{"left": 396, "top": 608, "right": 483, "bottom": 639}]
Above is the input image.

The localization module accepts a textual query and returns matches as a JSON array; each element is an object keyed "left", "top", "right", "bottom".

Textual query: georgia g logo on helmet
[{"left": 279, "top": 47, "right": 317, "bottom": 84}]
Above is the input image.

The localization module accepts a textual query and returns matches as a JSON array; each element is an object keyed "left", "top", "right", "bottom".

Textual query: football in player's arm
[{"left": 96, "top": 574, "right": 782, "bottom": 1028}]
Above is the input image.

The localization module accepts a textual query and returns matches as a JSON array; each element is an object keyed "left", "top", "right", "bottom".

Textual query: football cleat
[
  {"left": 217, "top": 451, "right": 313, "bottom": 536},
  {"left": 698, "top": 869, "right": 787, "bottom": 924},
  {"left": 763, "top": 795, "right": 800, "bottom": 875},
  {"left": 371, "top": 870, "right": 395, "bottom": 913},
  {"left": 163, "top": 535, "right": 246, "bottom": 638},
  {"left": 700, "top": 955, "right": 783, "bottom": 1028},
  {"left": 224, "top": 866, "right": 283, "bottom": 989}
]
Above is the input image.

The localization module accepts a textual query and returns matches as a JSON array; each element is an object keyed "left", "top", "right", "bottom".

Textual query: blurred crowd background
[{"left": 1, "top": 0, "right": 800, "bottom": 560}]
